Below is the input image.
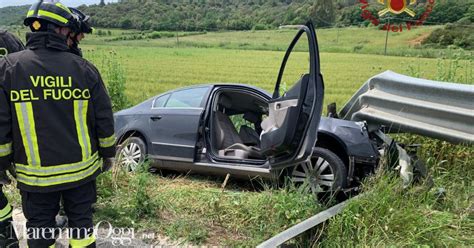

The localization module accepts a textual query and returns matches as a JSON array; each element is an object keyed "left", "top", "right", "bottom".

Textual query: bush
[
  {"left": 427, "top": 1, "right": 473, "bottom": 24},
  {"left": 147, "top": 31, "right": 161, "bottom": 39},
  {"left": 252, "top": 24, "right": 267, "bottom": 30},
  {"left": 103, "top": 53, "right": 130, "bottom": 111},
  {"left": 422, "top": 24, "right": 473, "bottom": 50}
]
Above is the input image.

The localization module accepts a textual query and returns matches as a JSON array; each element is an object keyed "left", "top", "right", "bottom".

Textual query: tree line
[{"left": 0, "top": 0, "right": 472, "bottom": 31}]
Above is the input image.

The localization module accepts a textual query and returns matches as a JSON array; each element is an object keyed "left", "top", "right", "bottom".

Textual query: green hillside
[
  {"left": 1, "top": 0, "right": 472, "bottom": 31},
  {"left": 0, "top": 5, "right": 28, "bottom": 26}
]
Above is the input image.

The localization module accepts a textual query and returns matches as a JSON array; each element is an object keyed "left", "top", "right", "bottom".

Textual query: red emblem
[{"left": 378, "top": 0, "right": 417, "bottom": 17}]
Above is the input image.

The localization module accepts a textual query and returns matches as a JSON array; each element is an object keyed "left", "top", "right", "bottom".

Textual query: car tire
[
  {"left": 290, "top": 147, "right": 348, "bottom": 196},
  {"left": 118, "top": 136, "right": 146, "bottom": 172}
]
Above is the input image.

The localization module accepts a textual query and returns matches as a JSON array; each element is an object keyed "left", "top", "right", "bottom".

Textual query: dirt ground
[{"left": 408, "top": 33, "right": 431, "bottom": 46}]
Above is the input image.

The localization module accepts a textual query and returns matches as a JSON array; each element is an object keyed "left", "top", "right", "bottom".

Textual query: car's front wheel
[
  {"left": 291, "top": 147, "right": 347, "bottom": 195},
  {"left": 118, "top": 136, "right": 146, "bottom": 172}
]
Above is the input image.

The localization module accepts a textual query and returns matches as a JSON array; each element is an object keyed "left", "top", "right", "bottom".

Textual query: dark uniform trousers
[
  {"left": 0, "top": 185, "right": 18, "bottom": 248},
  {"left": 21, "top": 181, "right": 97, "bottom": 248}
]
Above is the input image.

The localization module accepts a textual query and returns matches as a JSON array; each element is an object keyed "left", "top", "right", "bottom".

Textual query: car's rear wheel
[
  {"left": 118, "top": 136, "right": 146, "bottom": 172},
  {"left": 291, "top": 147, "right": 347, "bottom": 195}
]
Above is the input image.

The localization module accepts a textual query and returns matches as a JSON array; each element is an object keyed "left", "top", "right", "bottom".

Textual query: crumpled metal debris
[
  {"left": 374, "top": 130, "right": 414, "bottom": 187},
  {"left": 396, "top": 145, "right": 414, "bottom": 189}
]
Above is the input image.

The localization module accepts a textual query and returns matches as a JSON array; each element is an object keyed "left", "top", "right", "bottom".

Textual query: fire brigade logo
[
  {"left": 378, "top": 0, "right": 417, "bottom": 17},
  {"left": 359, "top": 0, "right": 436, "bottom": 32}
]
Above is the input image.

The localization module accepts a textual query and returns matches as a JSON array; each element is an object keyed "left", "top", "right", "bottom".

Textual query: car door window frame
[
  {"left": 273, "top": 25, "right": 318, "bottom": 99},
  {"left": 151, "top": 93, "right": 171, "bottom": 109}
]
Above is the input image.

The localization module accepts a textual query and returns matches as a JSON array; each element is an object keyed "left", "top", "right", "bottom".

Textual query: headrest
[
  {"left": 244, "top": 112, "right": 260, "bottom": 123},
  {"left": 219, "top": 94, "right": 232, "bottom": 109}
]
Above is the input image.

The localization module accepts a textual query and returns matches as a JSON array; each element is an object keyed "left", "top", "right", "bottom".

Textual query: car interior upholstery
[
  {"left": 212, "top": 92, "right": 266, "bottom": 160},
  {"left": 238, "top": 112, "right": 262, "bottom": 146}
]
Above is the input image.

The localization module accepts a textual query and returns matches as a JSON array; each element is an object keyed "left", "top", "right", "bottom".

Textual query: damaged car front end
[{"left": 334, "top": 70, "right": 473, "bottom": 190}]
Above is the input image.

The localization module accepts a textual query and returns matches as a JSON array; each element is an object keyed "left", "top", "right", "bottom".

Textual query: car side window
[
  {"left": 153, "top": 94, "right": 170, "bottom": 108},
  {"left": 165, "top": 87, "right": 208, "bottom": 108}
]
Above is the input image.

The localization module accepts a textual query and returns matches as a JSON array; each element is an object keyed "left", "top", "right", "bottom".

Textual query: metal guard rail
[{"left": 339, "top": 71, "right": 473, "bottom": 145}]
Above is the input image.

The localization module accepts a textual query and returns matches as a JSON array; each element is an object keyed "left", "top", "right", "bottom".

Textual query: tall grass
[
  {"left": 321, "top": 139, "right": 473, "bottom": 246},
  {"left": 94, "top": 163, "right": 325, "bottom": 246}
]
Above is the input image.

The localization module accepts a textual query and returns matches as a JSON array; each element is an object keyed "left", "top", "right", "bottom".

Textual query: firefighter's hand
[
  {"left": 0, "top": 171, "right": 11, "bottom": 185},
  {"left": 102, "top": 158, "right": 115, "bottom": 172}
]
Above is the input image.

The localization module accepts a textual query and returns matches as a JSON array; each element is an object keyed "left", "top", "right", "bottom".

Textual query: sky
[{"left": 0, "top": 0, "right": 118, "bottom": 8}]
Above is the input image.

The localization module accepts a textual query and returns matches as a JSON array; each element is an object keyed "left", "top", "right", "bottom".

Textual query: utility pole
[
  {"left": 176, "top": 31, "right": 179, "bottom": 48},
  {"left": 384, "top": 18, "right": 390, "bottom": 56}
]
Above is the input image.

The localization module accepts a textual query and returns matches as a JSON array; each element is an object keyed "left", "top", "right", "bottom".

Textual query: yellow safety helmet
[{"left": 24, "top": 0, "right": 80, "bottom": 32}]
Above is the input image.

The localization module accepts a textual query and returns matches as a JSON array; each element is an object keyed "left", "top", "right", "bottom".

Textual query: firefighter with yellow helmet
[{"left": 0, "top": 1, "right": 115, "bottom": 247}]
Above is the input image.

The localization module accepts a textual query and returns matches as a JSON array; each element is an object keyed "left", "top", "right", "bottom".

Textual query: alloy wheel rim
[
  {"left": 292, "top": 156, "right": 335, "bottom": 193},
  {"left": 120, "top": 142, "right": 142, "bottom": 171}
]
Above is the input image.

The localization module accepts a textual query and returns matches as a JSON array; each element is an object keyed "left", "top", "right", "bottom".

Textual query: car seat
[{"left": 213, "top": 95, "right": 262, "bottom": 159}]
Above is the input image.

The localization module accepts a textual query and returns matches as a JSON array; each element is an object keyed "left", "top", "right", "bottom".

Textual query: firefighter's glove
[
  {"left": 102, "top": 158, "right": 115, "bottom": 172},
  {"left": 0, "top": 171, "right": 11, "bottom": 185}
]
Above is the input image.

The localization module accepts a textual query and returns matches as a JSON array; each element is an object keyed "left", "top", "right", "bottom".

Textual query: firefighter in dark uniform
[
  {"left": 68, "top": 7, "right": 93, "bottom": 57},
  {"left": 53, "top": 6, "right": 96, "bottom": 230},
  {"left": 0, "top": 30, "right": 24, "bottom": 248},
  {"left": 0, "top": 31, "right": 25, "bottom": 56},
  {"left": 0, "top": 1, "right": 116, "bottom": 247}
]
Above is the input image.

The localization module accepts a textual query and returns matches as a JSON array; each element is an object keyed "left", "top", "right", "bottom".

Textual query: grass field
[
  {"left": 9, "top": 25, "right": 473, "bottom": 58},
  {"left": 81, "top": 25, "right": 472, "bottom": 59},
  {"left": 84, "top": 46, "right": 472, "bottom": 108},
  {"left": 4, "top": 25, "right": 473, "bottom": 246}
]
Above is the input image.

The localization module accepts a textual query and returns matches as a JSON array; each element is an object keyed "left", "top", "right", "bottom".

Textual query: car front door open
[{"left": 260, "top": 21, "right": 324, "bottom": 170}]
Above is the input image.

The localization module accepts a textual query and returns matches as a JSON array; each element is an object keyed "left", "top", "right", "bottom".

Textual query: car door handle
[{"left": 150, "top": 116, "right": 162, "bottom": 121}]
